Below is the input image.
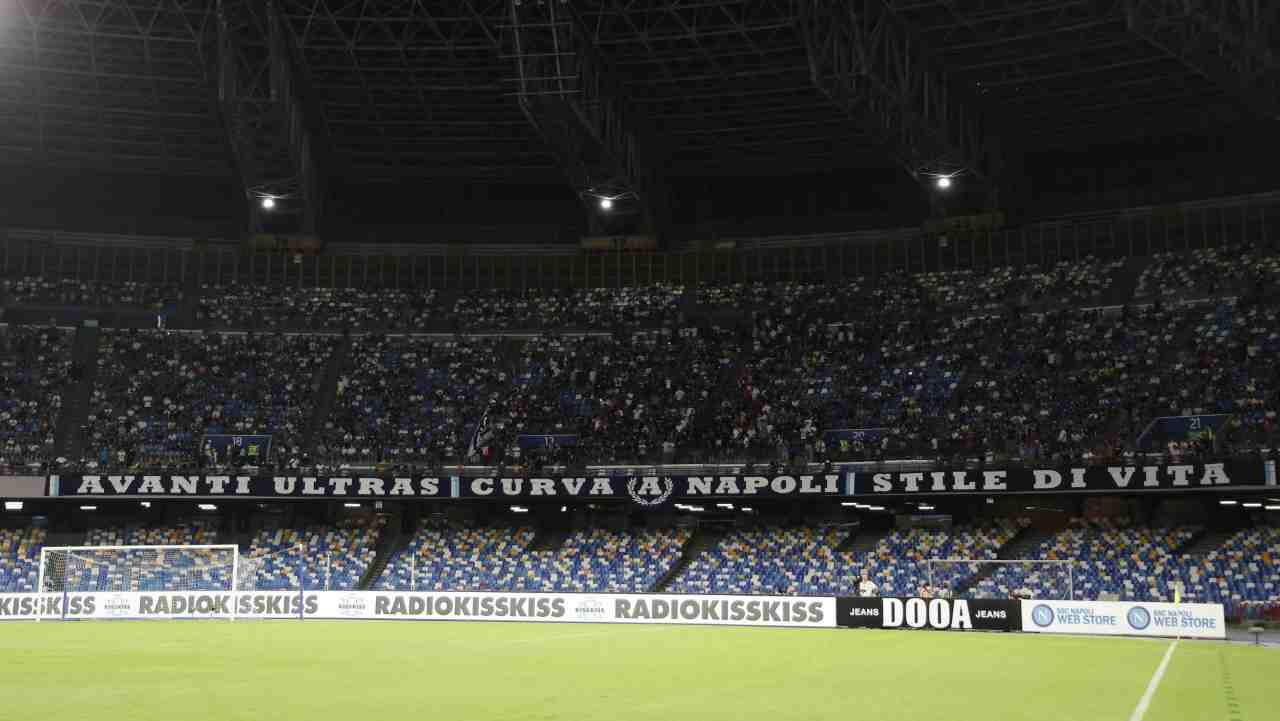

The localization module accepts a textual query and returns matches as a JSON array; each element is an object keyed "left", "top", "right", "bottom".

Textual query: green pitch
[{"left": 1, "top": 622, "right": 1275, "bottom": 721}]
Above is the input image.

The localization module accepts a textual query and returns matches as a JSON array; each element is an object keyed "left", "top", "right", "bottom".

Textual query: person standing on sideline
[{"left": 858, "top": 571, "right": 879, "bottom": 598}]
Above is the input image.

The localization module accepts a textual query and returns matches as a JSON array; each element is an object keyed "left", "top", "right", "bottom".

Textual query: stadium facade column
[
  {"left": 800, "top": 0, "right": 1001, "bottom": 204},
  {"left": 1125, "top": 0, "right": 1280, "bottom": 123},
  {"left": 505, "top": 0, "right": 670, "bottom": 245},
  {"left": 214, "top": 0, "right": 330, "bottom": 236}
]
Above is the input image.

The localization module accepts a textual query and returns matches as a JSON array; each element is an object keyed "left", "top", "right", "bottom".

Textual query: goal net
[
  {"left": 37, "top": 545, "right": 239, "bottom": 620},
  {"left": 925, "top": 559, "right": 1075, "bottom": 600},
  {"left": 235, "top": 543, "right": 331, "bottom": 592}
]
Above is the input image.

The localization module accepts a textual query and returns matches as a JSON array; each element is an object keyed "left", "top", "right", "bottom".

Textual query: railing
[{"left": 3, "top": 188, "right": 1277, "bottom": 290}]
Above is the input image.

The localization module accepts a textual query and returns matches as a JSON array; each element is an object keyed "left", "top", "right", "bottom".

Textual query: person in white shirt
[{"left": 858, "top": 571, "right": 879, "bottom": 598}]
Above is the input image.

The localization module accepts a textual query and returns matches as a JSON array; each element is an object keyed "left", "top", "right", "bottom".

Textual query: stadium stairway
[
  {"left": 841, "top": 527, "right": 892, "bottom": 555},
  {"left": 1179, "top": 528, "right": 1240, "bottom": 558},
  {"left": 303, "top": 333, "right": 350, "bottom": 452},
  {"left": 655, "top": 525, "right": 725, "bottom": 592},
  {"left": 998, "top": 526, "right": 1053, "bottom": 561},
  {"left": 950, "top": 525, "right": 1046, "bottom": 596},
  {"left": 54, "top": 322, "right": 100, "bottom": 460},
  {"left": 359, "top": 526, "right": 403, "bottom": 590},
  {"left": 528, "top": 529, "right": 570, "bottom": 552},
  {"left": 1101, "top": 255, "right": 1148, "bottom": 307}
]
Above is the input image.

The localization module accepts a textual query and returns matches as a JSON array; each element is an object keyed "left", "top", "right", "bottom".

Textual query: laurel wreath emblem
[{"left": 626, "top": 476, "right": 675, "bottom": 506}]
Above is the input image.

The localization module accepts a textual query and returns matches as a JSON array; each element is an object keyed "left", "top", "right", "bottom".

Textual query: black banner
[
  {"left": 48, "top": 473, "right": 844, "bottom": 506},
  {"left": 851, "top": 460, "right": 1273, "bottom": 496},
  {"left": 456, "top": 474, "right": 842, "bottom": 506},
  {"left": 48, "top": 474, "right": 449, "bottom": 499},
  {"left": 836, "top": 597, "right": 1020, "bottom": 632}
]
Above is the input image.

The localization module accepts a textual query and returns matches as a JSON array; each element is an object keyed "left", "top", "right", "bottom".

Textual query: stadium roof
[{"left": 1, "top": 1, "right": 1275, "bottom": 238}]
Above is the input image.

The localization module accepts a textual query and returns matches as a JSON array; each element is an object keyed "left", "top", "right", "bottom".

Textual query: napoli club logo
[
  {"left": 1126, "top": 606, "right": 1152, "bottom": 631},
  {"left": 1030, "top": 604, "right": 1055, "bottom": 628},
  {"left": 625, "top": 476, "right": 676, "bottom": 507}
]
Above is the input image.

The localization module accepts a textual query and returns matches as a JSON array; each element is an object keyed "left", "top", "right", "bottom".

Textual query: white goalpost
[
  {"left": 926, "top": 558, "right": 1075, "bottom": 600},
  {"left": 36, "top": 544, "right": 240, "bottom": 621}
]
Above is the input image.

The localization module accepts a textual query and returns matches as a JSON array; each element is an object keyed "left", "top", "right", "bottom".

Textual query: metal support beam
[
  {"left": 216, "top": 0, "right": 329, "bottom": 234},
  {"left": 506, "top": 0, "right": 669, "bottom": 240},
  {"left": 801, "top": 0, "right": 996, "bottom": 190},
  {"left": 1126, "top": 0, "right": 1280, "bottom": 121}
]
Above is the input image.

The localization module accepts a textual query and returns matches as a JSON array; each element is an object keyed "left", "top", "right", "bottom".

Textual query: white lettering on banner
[
  {"left": 1069, "top": 468, "right": 1087, "bottom": 489},
  {"left": 170, "top": 476, "right": 198, "bottom": 495},
  {"left": 76, "top": 475, "right": 105, "bottom": 494},
  {"left": 882, "top": 598, "right": 973, "bottom": 630},
  {"left": 982, "top": 471, "right": 1007, "bottom": 490},
  {"left": 1034, "top": 470, "right": 1061, "bottom": 490},
  {"left": 1202, "top": 463, "right": 1229, "bottom": 485},
  {"left": 865, "top": 463, "right": 1247, "bottom": 494},
  {"left": 138, "top": 475, "right": 164, "bottom": 494},
  {"left": 1109, "top": 467, "right": 1136, "bottom": 488},
  {"left": 1021, "top": 600, "right": 1225, "bottom": 639},
  {"left": 0, "top": 592, "right": 835, "bottom": 628},
  {"left": 902, "top": 473, "right": 923, "bottom": 493},
  {"left": 208, "top": 476, "right": 232, "bottom": 494}
]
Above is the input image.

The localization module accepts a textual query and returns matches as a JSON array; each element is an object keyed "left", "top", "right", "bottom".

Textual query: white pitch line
[{"left": 1129, "top": 639, "right": 1179, "bottom": 721}]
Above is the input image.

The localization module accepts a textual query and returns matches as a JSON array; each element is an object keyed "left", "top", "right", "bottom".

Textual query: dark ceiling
[{"left": 0, "top": 0, "right": 1274, "bottom": 237}]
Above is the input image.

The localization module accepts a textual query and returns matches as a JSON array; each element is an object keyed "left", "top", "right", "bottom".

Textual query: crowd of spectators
[
  {"left": 198, "top": 286, "right": 437, "bottom": 331},
  {"left": 82, "top": 329, "right": 331, "bottom": 469},
  {"left": 0, "top": 325, "right": 75, "bottom": 470},
  {"left": 1135, "top": 245, "right": 1280, "bottom": 301},
  {"left": 913, "top": 257, "right": 1122, "bottom": 311},
  {"left": 2, "top": 277, "right": 181, "bottom": 309},
  {"left": 447, "top": 287, "right": 683, "bottom": 331},
  {"left": 316, "top": 335, "right": 505, "bottom": 466}
]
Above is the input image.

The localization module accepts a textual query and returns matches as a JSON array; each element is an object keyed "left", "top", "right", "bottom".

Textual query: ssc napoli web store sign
[{"left": 1020, "top": 600, "right": 1225, "bottom": 639}]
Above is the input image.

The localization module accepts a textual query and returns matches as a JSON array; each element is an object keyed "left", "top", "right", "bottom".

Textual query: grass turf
[{"left": 1, "top": 622, "right": 1275, "bottom": 721}]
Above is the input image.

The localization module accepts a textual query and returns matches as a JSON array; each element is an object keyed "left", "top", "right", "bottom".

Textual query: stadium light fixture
[
  {"left": 343, "top": 502, "right": 361, "bottom": 509},
  {"left": 1242, "top": 502, "right": 1263, "bottom": 508},
  {"left": 840, "top": 502, "right": 858, "bottom": 507},
  {"left": 197, "top": 503, "right": 217, "bottom": 511},
  {"left": 4, "top": 501, "right": 22, "bottom": 511},
  {"left": 867, "top": 505, "right": 886, "bottom": 511},
  {"left": 935, "top": 175, "right": 952, "bottom": 190},
  {"left": 599, "top": 197, "right": 613, "bottom": 211},
  {"left": 741, "top": 507, "right": 754, "bottom": 513},
  {"left": 139, "top": 501, "right": 151, "bottom": 508},
  {"left": 1219, "top": 500, "right": 1238, "bottom": 506},
  {"left": 1265, "top": 505, "right": 1280, "bottom": 511},
  {"left": 79, "top": 505, "right": 97, "bottom": 511},
  {"left": 918, "top": 504, "right": 935, "bottom": 511},
  {"left": 261, "top": 197, "right": 276, "bottom": 210},
  {"left": 510, "top": 505, "right": 529, "bottom": 513},
  {"left": 716, "top": 503, "right": 734, "bottom": 510}
]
